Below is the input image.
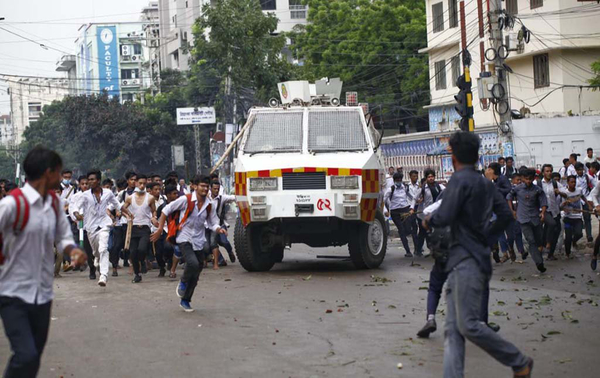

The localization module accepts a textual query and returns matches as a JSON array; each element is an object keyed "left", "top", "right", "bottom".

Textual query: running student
[
  {"left": 151, "top": 175, "right": 226, "bottom": 312},
  {"left": 74, "top": 170, "right": 133, "bottom": 287},
  {"left": 384, "top": 172, "right": 415, "bottom": 257},
  {"left": 0, "top": 147, "right": 83, "bottom": 378},
  {"left": 561, "top": 175, "right": 585, "bottom": 258},
  {"left": 208, "top": 180, "right": 237, "bottom": 268}
]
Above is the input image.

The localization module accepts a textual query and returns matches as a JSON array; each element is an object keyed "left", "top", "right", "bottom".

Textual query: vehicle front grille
[{"left": 282, "top": 172, "right": 326, "bottom": 190}]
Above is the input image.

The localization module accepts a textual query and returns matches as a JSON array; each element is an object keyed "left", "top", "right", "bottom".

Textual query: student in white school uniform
[
  {"left": 0, "top": 147, "right": 84, "bottom": 378},
  {"left": 73, "top": 170, "right": 133, "bottom": 287}
]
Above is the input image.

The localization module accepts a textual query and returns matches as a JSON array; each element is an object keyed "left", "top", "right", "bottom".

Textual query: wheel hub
[{"left": 367, "top": 219, "right": 384, "bottom": 256}]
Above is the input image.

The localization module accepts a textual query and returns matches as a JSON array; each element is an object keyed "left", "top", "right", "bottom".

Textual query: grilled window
[
  {"left": 506, "top": 0, "right": 518, "bottom": 15},
  {"left": 451, "top": 55, "right": 460, "bottom": 87},
  {"left": 432, "top": 2, "right": 444, "bottom": 33},
  {"left": 435, "top": 60, "right": 447, "bottom": 90},
  {"left": 244, "top": 112, "right": 303, "bottom": 153},
  {"left": 448, "top": 0, "right": 458, "bottom": 28},
  {"left": 533, "top": 53, "right": 549, "bottom": 88},
  {"left": 261, "top": 0, "right": 276, "bottom": 10},
  {"left": 308, "top": 110, "right": 368, "bottom": 152},
  {"left": 530, "top": 0, "right": 542, "bottom": 10},
  {"left": 282, "top": 172, "right": 326, "bottom": 190}
]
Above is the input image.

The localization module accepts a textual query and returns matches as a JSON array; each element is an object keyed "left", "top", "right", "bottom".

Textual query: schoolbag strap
[
  {"left": 11, "top": 189, "right": 29, "bottom": 233},
  {"left": 178, "top": 194, "right": 194, "bottom": 231}
]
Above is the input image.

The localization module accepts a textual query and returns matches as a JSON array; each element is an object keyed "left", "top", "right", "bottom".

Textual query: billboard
[
  {"left": 96, "top": 25, "right": 120, "bottom": 98},
  {"left": 176, "top": 107, "right": 216, "bottom": 125}
]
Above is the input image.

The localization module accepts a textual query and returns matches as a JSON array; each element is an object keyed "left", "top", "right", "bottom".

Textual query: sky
[{"left": 0, "top": 0, "right": 151, "bottom": 114}]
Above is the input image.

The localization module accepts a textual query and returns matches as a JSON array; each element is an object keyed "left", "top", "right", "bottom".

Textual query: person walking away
[
  {"left": 384, "top": 172, "right": 415, "bottom": 257},
  {"left": 507, "top": 169, "right": 548, "bottom": 273},
  {"left": 485, "top": 162, "right": 512, "bottom": 263},
  {"left": 562, "top": 175, "right": 585, "bottom": 258},
  {"left": 150, "top": 175, "right": 226, "bottom": 312},
  {"left": 73, "top": 171, "right": 132, "bottom": 287},
  {"left": 0, "top": 147, "right": 83, "bottom": 378},
  {"left": 121, "top": 174, "right": 157, "bottom": 283},
  {"left": 538, "top": 164, "right": 567, "bottom": 260},
  {"left": 422, "top": 132, "right": 533, "bottom": 378}
]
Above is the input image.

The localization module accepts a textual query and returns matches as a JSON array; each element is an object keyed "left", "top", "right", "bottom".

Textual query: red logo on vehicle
[{"left": 317, "top": 199, "right": 331, "bottom": 211}]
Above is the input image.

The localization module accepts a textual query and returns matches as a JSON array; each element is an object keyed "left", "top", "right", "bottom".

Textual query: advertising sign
[
  {"left": 96, "top": 25, "right": 120, "bottom": 98},
  {"left": 176, "top": 107, "right": 217, "bottom": 125},
  {"left": 172, "top": 145, "right": 185, "bottom": 167}
]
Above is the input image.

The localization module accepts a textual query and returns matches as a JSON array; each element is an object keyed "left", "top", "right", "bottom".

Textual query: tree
[
  {"left": 290, "top": 0, "right": 430, "bottom": 131},
  {"left": 590, "top": 58, "right": 600, "bottom": 89},
  {"left": 190, "top": 0, "right": 295, "bottom": 122}
]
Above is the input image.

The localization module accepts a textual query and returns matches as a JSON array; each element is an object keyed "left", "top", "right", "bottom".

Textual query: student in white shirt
[
  {"left": 584, "top": 147, "right": 599, "bottom": 165},
  {"left": 208, "top": 180, "right": 237, "bottom": 269},
  {"left": 0, "top": 147, "right": 83, "bottom": 378},
  {"left": 151, "top": 175, "right": 225, "bottom": 313},
  {"left": 74, "top": 170, "right": 132, "bottom": 287}
]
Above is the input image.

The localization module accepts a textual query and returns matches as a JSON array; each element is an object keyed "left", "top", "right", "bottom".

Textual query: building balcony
[
  {"left": 56, "top": 55, "right": 76, "bottom": 72},
  {"left": 120, "top": 78, "right": 142, "bottom": 88}
]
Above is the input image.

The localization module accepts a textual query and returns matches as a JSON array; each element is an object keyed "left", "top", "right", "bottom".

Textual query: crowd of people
[{"left": 384, "top": 147, "right": 600, "bottom": 273}]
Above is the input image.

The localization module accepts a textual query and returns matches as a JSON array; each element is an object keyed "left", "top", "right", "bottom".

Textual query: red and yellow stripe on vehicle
[{"left": 235, "top": 167, "right": 381, "bottom": 226}]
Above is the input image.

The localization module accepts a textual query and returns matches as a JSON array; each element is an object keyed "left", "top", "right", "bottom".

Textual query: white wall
[{"left": 512, "top": 115, "right": 600, "bottom": 169}]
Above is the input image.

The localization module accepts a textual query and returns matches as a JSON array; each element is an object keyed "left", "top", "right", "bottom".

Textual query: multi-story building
[
  {"left": 158, "top": 0, "right": 308, "bottom": 71},
  {"left": 7, "top": 78, "right": 70, "bottom": 145},
  {"left": 382, "top": 0, "right": 600, "bottom": 178},
  {"left": 0, "top": 114, "right": 11, "bottom": 147},
  {"left": 74, "top": 22, "right": 154, "bottom": 102},
  {"left": 141, "top": 1, "right": 161, "bottom": 93},
  {"left": 55, "top": 54, "right": 77, "bottom": 95}
]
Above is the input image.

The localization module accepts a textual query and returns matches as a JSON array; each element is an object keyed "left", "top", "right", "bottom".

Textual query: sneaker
[
  {"left": 592, "top": 259, "right": 597, "bottom": 271},
  {"left": 132, "top": 275, "right": 142, "bottom": 283},
  {"left": 89, "top": 272, "right": 96, "bottom": 280},
  {"left": 487, "top": 322, "right": 500, "bottom": 332},
  {"left": 228, "top": 251, "right": 236, "bottom": 263},
  {"left": 180, "top": 300, "right": 194, "bottom": 313},
  {"left": 536, "top": 263, "right": 547, "bottom": 273},
  {"left": 112, "top": 270, "right": 118, "bottom": 277},
  {"left": 176, "top": 281, "right": 187, "bottom": 298},
  {"left": 521, "top": 251, "right": 529, "bottom": 260},
  {"left": 405, "top": 252, "right": 413, "bottom": 258},
  {"left": 98, "top": 275, "right": 107, "bottom": 287},
  {"left": 416, "top": 319, "right": 437, "bottom": 338},
  {"left": 514, "top": 357, "right": 534, "bottom": 378},
  {"left": 158, "top": 268, "right": 166, "bottom": 277}
]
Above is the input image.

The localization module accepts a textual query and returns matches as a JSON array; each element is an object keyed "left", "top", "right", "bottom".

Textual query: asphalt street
[{"left": 1, "top": 238, "right": 599, "bottom": 378}]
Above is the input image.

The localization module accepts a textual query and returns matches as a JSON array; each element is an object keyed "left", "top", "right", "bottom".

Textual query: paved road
[{"left": 1, "top": 239, "right": 599, "bottom": 378}]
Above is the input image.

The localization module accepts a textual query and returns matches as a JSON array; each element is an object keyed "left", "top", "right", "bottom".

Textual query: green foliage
[
  {"left": 590, "top": 59, "right": 600, "bottom": 90},
  {"left": 290, "top": 0, "right": 430, "bottom": 130}
]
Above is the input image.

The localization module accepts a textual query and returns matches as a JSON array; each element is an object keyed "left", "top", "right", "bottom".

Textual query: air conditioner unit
[
  {"left": 121, "top": 45, "right": 132, "bottom": 56},
  {"left": 122, "top": 80, "right": 129, "bottom": 86},
  {"left": 131, "top": 55, "right": 141, "bottom": 61}
]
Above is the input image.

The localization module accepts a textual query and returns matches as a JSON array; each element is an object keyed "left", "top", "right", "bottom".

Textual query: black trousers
[
  {"left": 155, "top": 234, "right": 174, "bottom": 269},
  {"left": 179, "top": 242, "right": 205, "bottom": 302},
  {"left": 83, "top": 230, "right": 95, "bottom": 276},
  {"left": 564, "top": 217, "right": 583, "bottom": 255},
  {"left": 390, "top": 207, "right": 414, "bottom": 254},
  {"left": 0, "top": 297, "right": 52, "bottom": 378},
  {"left": 130, "top": 226, "right": 150, "bottom": 275},
  {"left": 542, "top": 213, "right": 561, "bottom": 255},
  {"left": 110, "top": 225, "right": 125, "bottom": 268}
]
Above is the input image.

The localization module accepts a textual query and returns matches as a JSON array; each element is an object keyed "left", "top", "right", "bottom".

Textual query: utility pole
[
  {"left": 488, "top": 0, "right": 513, "bottom": 156},
  {"left": 194, "top": 124, "right": 201, "bottom": 174}
]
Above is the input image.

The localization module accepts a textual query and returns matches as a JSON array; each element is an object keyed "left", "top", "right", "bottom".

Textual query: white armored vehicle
[{"left": 233, "top": 79, "right": 388, "bottom": 271}]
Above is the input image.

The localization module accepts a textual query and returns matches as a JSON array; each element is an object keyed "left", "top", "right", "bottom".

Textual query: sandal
[{"left": 169, "top": 272, "right": 177, "bottom": 279}]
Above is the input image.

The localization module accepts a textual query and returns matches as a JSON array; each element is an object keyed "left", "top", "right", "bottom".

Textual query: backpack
[
  {"left": 421, "top": 183, "right": 442, "bottom": 204},
  {"left": 166, "top": 194, "right": 212, "bottom": 244},
  {"left": 537, "top": 178, "right": 558, "bottom": 192},
  {"left": 0, "top": 188, "right": 59, "bottom": 266}
]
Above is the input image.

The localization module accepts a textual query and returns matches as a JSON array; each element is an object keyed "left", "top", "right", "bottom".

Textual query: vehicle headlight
[
  {"left": 331, "top": 176, "right": 359, "bottom": 189},
  {"left": 249, "top": 177, "right": 278, "bottom": 191}
]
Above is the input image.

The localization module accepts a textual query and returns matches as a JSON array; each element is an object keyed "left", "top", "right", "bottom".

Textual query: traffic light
[{"left": 454, "top": 67, "right": 474, "bottom": 132}]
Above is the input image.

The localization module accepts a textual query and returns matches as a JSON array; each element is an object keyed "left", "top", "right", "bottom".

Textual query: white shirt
[
  {"left": 0, "top": 184, "right": 75, "bottom": 304},
  {"left": 588, "top": 182, "right": 600, "bottom": 207},
  {"left": 68, "top": 191, "right": 85, "bottom": 222},
  {"left": 584, "top": 155, "right": 597, "bottom": 165},
  {"left": 162, "top": 192, "right": 220, "bottom": 250},
  {"left": 209, "top": 192, "right": 236, "bottom": 227},
  {"left": 576, "top": 173, "right": 592, "bottom": 197},
  {"left": 567, "top": 164, "right": 577, "bottom": 177},
  {"left": 540, "top": 178, "right": 565, "bottom": 217},
  {"left": 385, "top": 174, "right": 394, "bottom": 192},
  {"left": 408, "top": 182, "right": 421, "bottom": 205},
  {"left": 76, "top": 188, "right": 122, "bottom": 233},
  {"left": 384, "top": 183, "right": 414, "bottom": 211},
  {"left": 417, "top": 183, "right": 446, "bottom": 219}
]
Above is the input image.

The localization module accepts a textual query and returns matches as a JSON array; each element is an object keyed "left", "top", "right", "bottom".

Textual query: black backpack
[{"left": 421, "top": 183, "right": 442, "bottom": 203}]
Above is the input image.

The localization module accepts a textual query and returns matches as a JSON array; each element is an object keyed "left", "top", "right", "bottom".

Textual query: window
[
  {"left": 533, "top": 53, "right": 549, "bottom": 88},
  {"left": 133, "top": 44, "right": 142, "bottom": 55},
  {"left": 244, "top": 112, "right": 303, "bottom": 153},
  {"left": 28, "top": 103, "right": 42, "bottom": 118},
  {"left": 435, "top": 60, "right": 447, "bottom": 90},
  {"left": 530, "top": 0, "right": 542, "bottom": 9},
  {"left": 432, "top": 2, "right": 444, "bottom": 33},
  {"left": 185, "top": 1, "right": 188, "bottom": 8},
  {"left": 122, "top": 93, "right": 135, "bottom": 102},
  {"left": 308, "top": 110, "right": 368, "bottom": 152},
  {"left": 290, "top": 0, "right": 307, "bottom": 19},
  {"left": 173, "top": 15, "right": 177, "bottom": 27},
  {"left": 506, "top": 0, "right": 518, "bottom": 15},
  {"left": 261, "top": 0, "right": 276, "bottom": 11},
  {"left": 121, "top": 69, "right": 140, "bottom": 79},
  {"left": 448, "top": 0, "right": 458, "bottom": 28},
  {"left": 451, "top": 55, "right": 460, "bottom": 87}
]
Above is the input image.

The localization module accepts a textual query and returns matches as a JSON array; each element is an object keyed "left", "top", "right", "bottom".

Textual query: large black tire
[
  {"left": 348, "top": 210, "right": 388, "bottom": 269},
  {"left": 234, "top": 217, "right": 277, "bottom": 272}
]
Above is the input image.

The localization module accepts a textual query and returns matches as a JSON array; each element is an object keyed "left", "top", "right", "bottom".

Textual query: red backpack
[
  {"left": 0, "top": 188, "right": 59, "bottom": 266},
  {"left": 165, "top": 194, "right": 212, "bottom": 244}
]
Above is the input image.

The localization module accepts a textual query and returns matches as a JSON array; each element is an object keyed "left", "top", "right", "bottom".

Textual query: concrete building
[
  {"left": 382, "top": 0, "right": 600, "bottom": 178},
  {"left": 141, "top": 1, "right": 161, "bottom": 93},
  {"left": 158, "top": 0, "right": 308, "bottom": 71},
  {"left": 0, "top": 114, "right": 11, "bottom": 147},
  {"left": 74, "top": 22, "right": 154, "bottom": 102},
  {"left": 6, "top": 78, "right": 69, "bottom": 145},
  {"left": 55, "top": 55, "right": 78, "bottom": 95}
]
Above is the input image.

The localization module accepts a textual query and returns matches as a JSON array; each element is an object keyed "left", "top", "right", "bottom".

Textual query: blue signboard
[{"left": 96, "top": 26, "right": 120, "bottom": 98}]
